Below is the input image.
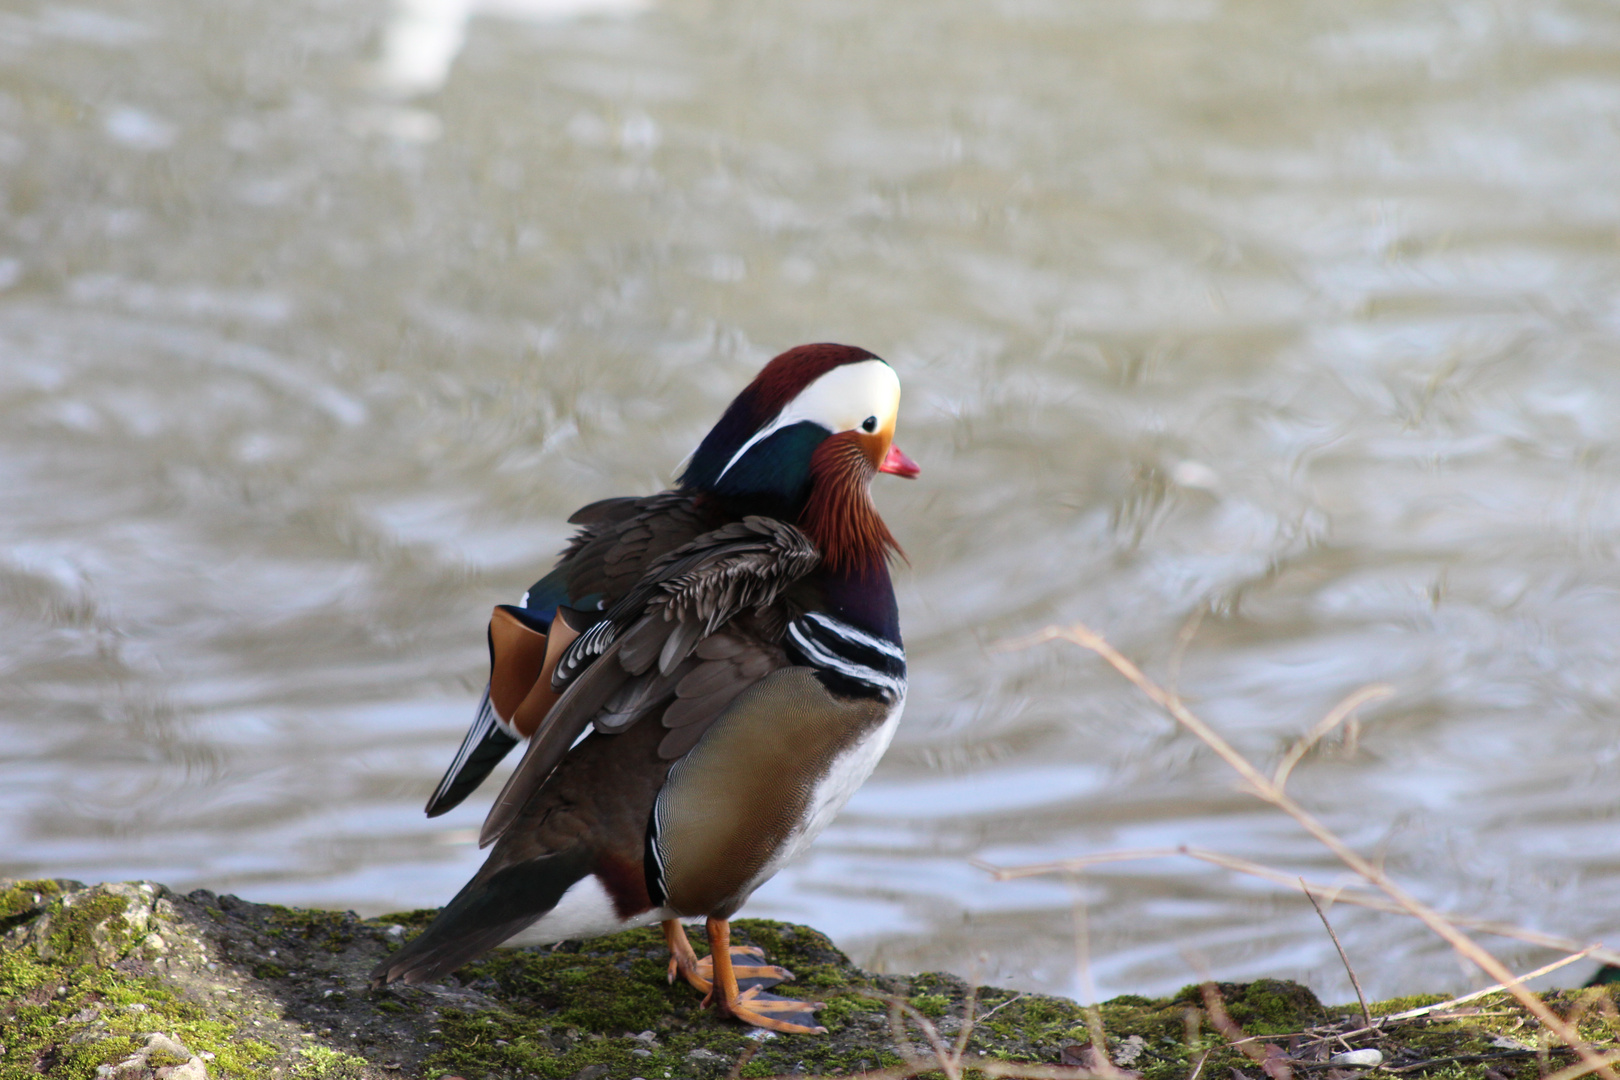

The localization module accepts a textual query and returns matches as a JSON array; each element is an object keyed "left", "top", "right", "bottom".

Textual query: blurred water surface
[{"left": 5, "top": 0, "right": 1620, "bottom": 1003}]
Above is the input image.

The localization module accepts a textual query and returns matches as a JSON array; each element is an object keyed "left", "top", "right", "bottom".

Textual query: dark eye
[{"left": 860, "top": 416, "right": 878, "bottom": 433}]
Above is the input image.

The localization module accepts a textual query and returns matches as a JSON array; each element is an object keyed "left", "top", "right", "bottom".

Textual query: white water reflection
[{"left": 375, "top": 0, "right": 649, "bottom": 97}]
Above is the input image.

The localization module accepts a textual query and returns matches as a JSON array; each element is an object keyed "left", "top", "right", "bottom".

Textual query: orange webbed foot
[
  {"left": 702, "top": 917, "right": 827, "bottom": 1035},
  {"left": 718, "top": 985, "right": 826, "bottom": 1034},
  {"left": 699, "top": 946, "right": 794, "bottom": 991},
  {"left": 665, "top": 920, "right": 796, "bottom": 996}
]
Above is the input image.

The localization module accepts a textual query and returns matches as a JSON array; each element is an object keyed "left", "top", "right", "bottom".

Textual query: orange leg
[
  {"left": 664, "top": 919, "right": 710, "bottom": 993},
  {"left": 664, "top": 919, "right": 795, "bottom": 994},
  {"left": 705, "top": 916, "right": 826, "bottom": 1035}
]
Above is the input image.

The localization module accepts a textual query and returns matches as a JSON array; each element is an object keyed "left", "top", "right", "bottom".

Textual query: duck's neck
[{"left": 815, "top": 556, "right": 902, "bottom": 646}]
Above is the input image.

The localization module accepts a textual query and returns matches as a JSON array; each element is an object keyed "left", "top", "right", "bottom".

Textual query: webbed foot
[{"left": 703, "top": 917, "right": 827, "bottom": 1035}]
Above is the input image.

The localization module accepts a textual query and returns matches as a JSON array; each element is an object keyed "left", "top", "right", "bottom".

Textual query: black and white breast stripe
[{"left": 784, "top": 611, "right": 906, "bottom": 704}]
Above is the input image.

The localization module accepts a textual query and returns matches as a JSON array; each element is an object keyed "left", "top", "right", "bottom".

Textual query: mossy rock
[{"left": 4, "top": 878, "right": 1608, "bottom": 1080}]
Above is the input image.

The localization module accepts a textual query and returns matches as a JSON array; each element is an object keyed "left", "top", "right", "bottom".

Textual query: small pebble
[{"left": 1329, "top": 1049, "right": 1384, "bottom": 1068}]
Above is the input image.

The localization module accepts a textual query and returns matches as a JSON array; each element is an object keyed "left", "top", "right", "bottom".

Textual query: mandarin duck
[{"left": 370, "top": 344, "right": 919, "bottom": 1033}]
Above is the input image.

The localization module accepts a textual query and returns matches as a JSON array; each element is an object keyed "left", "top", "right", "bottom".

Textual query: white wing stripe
[{"left": 429, "top": 686, "right": 498, "bottom": 806}]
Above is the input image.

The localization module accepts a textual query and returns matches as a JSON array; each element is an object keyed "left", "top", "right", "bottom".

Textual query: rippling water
[{"left": 5, "top": 0, "right": 1620, "bottom": 1004}]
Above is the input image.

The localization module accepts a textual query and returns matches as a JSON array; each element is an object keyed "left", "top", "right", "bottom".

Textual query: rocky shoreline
[{"left": 3, "top": 879, "right": 1610, "bottom": 1080}]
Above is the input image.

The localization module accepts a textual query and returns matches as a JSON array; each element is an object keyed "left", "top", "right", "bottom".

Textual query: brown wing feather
[
  {"left": 467, "top": 495, "right": 715, "bottom": 826},
  {"left": 659, "top": 637, "right": 788, "bottom": 758},
  {"left": 478, "top": 517, "right": 819, "bottom": 848},
  {"left": 566, "top": 495, "right": 647, "bottom": 528},
  {"left": 550, "top": 516, "right": 817, "bottom": 695},
  {"left": 559, "top": 494, "right": 716, "bottom": 604}
]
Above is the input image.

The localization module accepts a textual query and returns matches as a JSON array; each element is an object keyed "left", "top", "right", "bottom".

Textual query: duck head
[{"left": 680, "top": 343, "right": 919, "bottom": 571}]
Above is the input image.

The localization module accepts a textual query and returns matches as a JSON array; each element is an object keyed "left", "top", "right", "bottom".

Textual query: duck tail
[{"left": 370, "top": 847, "right": 594, "bottom": 986}]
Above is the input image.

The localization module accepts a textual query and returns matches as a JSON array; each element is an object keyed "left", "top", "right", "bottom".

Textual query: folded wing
[{"left": 478, "top": 516, "right": 820, "bottom": 848}]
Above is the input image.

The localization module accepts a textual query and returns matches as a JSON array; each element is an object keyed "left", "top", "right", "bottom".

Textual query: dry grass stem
[
  {"left": 978, "top": 992, "right": 1027, "bottom": 1022},
  {"left": 1272, "top": 685, "right": 1394, "bottom": 791},
  {"left": 996, "top": 621, "right": 1618, "bottom": 1080},
  {"left": 1200, "top": 981, "right": 1290, "bottom": 1080},
  {"left": 1139, "top": 945, "right": 1608, "bottom": 1065},
  {"left": 976, "top": 846, "right": 1620, "bottom": 966},
  {"left": 1166, "top": 603, "right": 1207, "bottom": 698},
  {"left": 772, "top": 992, "right": 1115, "bottom": 1080},
  {"left": 1380, "top": 947, "right": 1600, "bottom": 1021},
  {"left": 726, "top": 1043, "right": 759, "bottom": 1080},
  {"left": 1541, "top": 1045, "right": 1620, "bottom": 1080},
  {"left": 1303, "top": 878, "right": 1372, "bottom": 1027},
  {"left": 953, "top": 984, "right": 979, "bottom": 1063}
]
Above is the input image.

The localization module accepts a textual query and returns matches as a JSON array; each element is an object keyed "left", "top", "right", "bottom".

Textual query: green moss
[
  {"left": 1166, "top": 979, "right": 1325, "bottom": 1034},
  {"left": 980, "top": 992, "right": 1091, "bottom": 1045},
  {"left": 0, "top": 886, "right": 277, "bottom": 1080},
  {"left": 291, "top": 1046, "right": 370, "bottom": 1080},
  {"left": 145, "top": 1045, "right": 192, "bottom": 1068},
  {"left": 463, "top": 925, "right": 689, "bottom": 1033},
  {"left": 1227, "top": 979, "right": 1326, "bottom": 1032},
  {"left": 371, "top": 909, "right": 440, "bottom": 933},
  {"left": 817, "top": 992, "right": 886, "bottom": 1030},
  {"left": 0, "top": 954, "right": 278, "bottom": 1080},
  {"left": 47, "top": 891, "right": 133, "bottom": 968},
  {"left": 1371, "top": 992, "right": 1450, "bottom": 1016},
  {"left": 0, "top": 878, "right": 63, "bottom": 922},
  {"left": 22, "top": 883, "right": 1605, "bottom": 1080},
  {"left": 419, "top": 921, "right": 906, "bottom": 1080},
  {"left": 264, "top": 905, "right": 360, "bottom": 954}
]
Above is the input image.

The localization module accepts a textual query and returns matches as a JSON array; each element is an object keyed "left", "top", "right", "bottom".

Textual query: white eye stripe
[{"left": 717, "top": 360, "right": 901, "bottom": 483}]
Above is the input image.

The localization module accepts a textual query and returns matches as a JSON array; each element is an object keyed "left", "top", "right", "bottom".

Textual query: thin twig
[
  {"left": 1384, "top": 1049, "right": 1572, "bottom": 1074},
  {"left": 1166, "top": 603, "right": 1207, "bottom": 699},
  {"left": 1000, "top": 621, "right": 1619, "bottom": 1080},
  {"left": 976, "top": 847, "right": 1620, "bottom": 966},
  {"left": 1303, "top": 878, "right": 1372, "bottom": 1027},
  {"left": 1069, "top": 871, "right": 1114, "bottom": 1073},
  {"left": 1273, "top": 685, "right": 1393, "bottom": 791},
  {"left": 979, "top": 992, "right": 1027, "bottom": 1022},
  {"left": 1186, "top": 1047, "right": 1214, "bottom": 1080},
  {"left": 1380, "top": 947, "right": 1600, "bottom": 1021},
  {"left": 896, "top": 1000, "right": 962, "bottom": 1080},
  {"left": 1200, "top": 981, "right": 1287, "bottom": 1079},
  {"left": 771, "top": 995, "right": 1116, "bottom": 1080},
  {"left": 1543, "top": 1050, "right": 1620, "bottom": 1080},
  {"left": 727, "top": 1044, "right": 759, "bottom": 1080},
  {"left": 954, "top": 983, "right": 979, "bottom": 1063}
]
